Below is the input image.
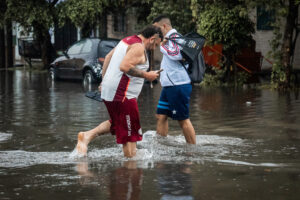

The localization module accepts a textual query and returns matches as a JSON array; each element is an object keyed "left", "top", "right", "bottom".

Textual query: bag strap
[
  {"left": 180, "top": 61, "right": 191, "bottom": 80},
  {"left": 166, "top": 72, "right": 175, "bottom": 86},
  {"left": 168, "top": 33, "right": 191, "bottom": 79},
  {"left": 166, "top": 33, "right": 183, "bottom": 46},
  {"left": 165, "top": 32, "right": 191, "bottom": 83}
]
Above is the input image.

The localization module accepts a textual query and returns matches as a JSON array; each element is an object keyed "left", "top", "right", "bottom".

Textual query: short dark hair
[
  {"left": 140, "top": 25, "right": 163, "bottom": 41},
  {"left": 152, "top": 15, "right": 170, "bottom": 24}
]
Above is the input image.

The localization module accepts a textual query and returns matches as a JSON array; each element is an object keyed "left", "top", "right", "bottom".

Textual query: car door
[{"left": 59, "top": 40, "right": 84, "bottom": 79}]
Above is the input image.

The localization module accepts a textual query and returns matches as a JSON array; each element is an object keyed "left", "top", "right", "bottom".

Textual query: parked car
[{"left": 49, "top": 38, "right": 120, "bottom": 85}]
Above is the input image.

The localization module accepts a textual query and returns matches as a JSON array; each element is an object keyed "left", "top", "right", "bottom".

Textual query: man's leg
[
  {"left": 76, "top": 120, "right": 111, "bottom": 155},
  {"left": 178, "top": 119, "right": 196, "bottom": 144},
  {"left": 122, "top": 142, "right": 137, "bottom": 158},
  {"left": 156, "top": 114, "right": 169, "bottom": 137}
]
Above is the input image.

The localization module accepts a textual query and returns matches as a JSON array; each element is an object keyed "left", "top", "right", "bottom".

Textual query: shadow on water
[{"left": 0, "top": 70, "right": 300, "bottom": 199}]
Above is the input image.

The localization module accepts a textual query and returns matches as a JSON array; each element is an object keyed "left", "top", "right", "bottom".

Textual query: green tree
[
  {"left": 146, "top": 0, "right": 195, "bottom": 34},
  {"left": 191, "top": 0, "right": 255, "bottom": 85},
  {"left": 58, "top": 0, "right": 109, "bottom": 38},
  {"left": 6, "top": 0, "right": 60, "bottom": 69}
]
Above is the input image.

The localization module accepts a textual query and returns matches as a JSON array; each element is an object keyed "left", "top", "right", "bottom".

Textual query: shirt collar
[{"left": 165, "top": 29, "right": 177, "bottom": 38}]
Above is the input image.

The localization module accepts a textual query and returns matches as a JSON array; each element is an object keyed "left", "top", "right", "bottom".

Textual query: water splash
[
  {"left": 69, "top": 147, "right": 86, "bottom": 159},
  {"left": 0, "top": 132, "right": 12, "bottom": 142},
  {"left": 0, "top": 131, "right": 296, "bottom": 168}
]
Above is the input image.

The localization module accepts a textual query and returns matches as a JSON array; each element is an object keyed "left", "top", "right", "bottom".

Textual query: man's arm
[
  {"left": 119, "top": 43, "right": 159, "bottom": 81},
  {"left": 160, "top": 34, "right": 183, "bottom": 61},
  {"left": 102, "top": 48, "right": 115, "bottom": 79}
]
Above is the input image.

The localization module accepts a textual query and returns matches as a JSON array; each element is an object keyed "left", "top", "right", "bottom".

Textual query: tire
[
  {"left": 49, "top": 67, "right": 57, "bottom": 81},
  {"left": 83, "top": 70, "right": 95, "bottom": 86}
]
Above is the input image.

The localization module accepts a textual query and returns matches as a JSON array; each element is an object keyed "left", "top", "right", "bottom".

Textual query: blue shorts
[{"left": 156, "top": 84, "right": 192, "bottom": 120}]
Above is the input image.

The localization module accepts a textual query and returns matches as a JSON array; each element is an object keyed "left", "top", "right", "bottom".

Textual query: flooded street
[{"left": 0, "top": 69, "right": 300, "bottom": 200}]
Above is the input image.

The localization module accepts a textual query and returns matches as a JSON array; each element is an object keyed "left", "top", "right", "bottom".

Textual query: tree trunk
[
  {"left": 281, "top": 0, "right": 298, "bottom": 88},
  {"left": 81, "top": 22, "right": 93, "bottom": 38},
  {"left": 98, "top": 12, "right": 107, "bottom": 38},
  {"left": 5, "top": 21, "right": 13, "bottom": 68},
  {"left": 291, "top": 4, "right": 299, "bottom": 66},
  {"left": 0, "top": 28, "right": 5, "bottom": 68},
  {"left": 36, "top": 28, "right": 56, "bottom": 69},
  {"left": 222, "top": 51, "right": 234, "bottom": 83}
]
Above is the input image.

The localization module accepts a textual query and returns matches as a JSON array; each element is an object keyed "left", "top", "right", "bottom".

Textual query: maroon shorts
[{"left": 104, "top": 98, "right": 142, "bottom": 144}]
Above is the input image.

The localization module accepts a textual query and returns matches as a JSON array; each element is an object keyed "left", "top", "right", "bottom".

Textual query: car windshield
[
  {"left": 67, "top": 40, "right": 85, "bottom": 55},
  {"left": 81, "top": 40, "right": 93, "bottom": 54}
]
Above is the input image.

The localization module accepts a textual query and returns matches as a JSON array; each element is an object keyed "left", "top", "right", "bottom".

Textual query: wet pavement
[{"left": 0, "top": 69, "right": 300, "bottom": 200}]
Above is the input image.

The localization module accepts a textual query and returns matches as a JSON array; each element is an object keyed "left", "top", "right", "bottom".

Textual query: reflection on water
[
  {"left": 0, "top": 70, "right": 300, "bottom": 200},
  {"left": 75, "top": 159, "right": 143, "bottom": 200},
  {"left": 156, "top": 162, "right": 193, "bottom": 200}
]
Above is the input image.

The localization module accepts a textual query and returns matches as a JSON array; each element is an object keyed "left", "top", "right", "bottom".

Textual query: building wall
[
  {"left": 107, "top": 14, "right": 138, "bottom": 39},
  {"left": 250, "top": 7, "right": 300, "bottom": 69}
]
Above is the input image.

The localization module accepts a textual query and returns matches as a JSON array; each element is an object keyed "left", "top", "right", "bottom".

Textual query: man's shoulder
[
  {"left": 122, "top": 35, "right": 142, "bottom": 45},
  {"left": 127, "top": 42, "right": 144, "bottom": 53},
  {"left": 169, "top": 32, "right": 182, "bottom": 39},
  {"left": 167, "top": 29, "right": 182, "bottom": 38}
]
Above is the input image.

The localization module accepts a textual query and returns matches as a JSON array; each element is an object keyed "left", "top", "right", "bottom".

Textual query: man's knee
[{"left": 178, "top": 118, "right": 191, "bottom": 128}]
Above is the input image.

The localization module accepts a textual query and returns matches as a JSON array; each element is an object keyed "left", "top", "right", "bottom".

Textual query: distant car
[{"left": 49, "top": 38, "right": 120, "bottom": 85}]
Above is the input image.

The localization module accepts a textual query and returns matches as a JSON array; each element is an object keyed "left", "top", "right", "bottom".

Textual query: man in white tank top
[{"left": 75, "top": 25, "right": 163, "bottom": 158}]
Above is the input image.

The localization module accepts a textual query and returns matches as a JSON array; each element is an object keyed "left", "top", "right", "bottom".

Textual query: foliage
[
  {"left": 194, "top": 3, "right": 254, "bottom": 54},
  {"left": 146, "top": 0, "right": 195, "bottom": 34},
  {"left": 5, "top": 0, "right": 60, "bottom": 68},
  {"left": 236, "top": 71, "right": 250, "bottom": 86},
  {"left": 190, "top": 1, "right": 254, "bottom": 86},
  {"left": 58, "top": 0, "right": 108, "bottom": 36},
  {"left": 201, "top": 66, "right": 249, "bottom": 87},
  {"left": 269, "top": 18, "right": 286, "bottom": 88},
  {"left": 6, "top": 0, "right": 58, "bottom": 36},
  {"left": 0, "top": 0, "right": 7, "bottom": 28},
  {"left": 200, "top": 67, "right": 226, "bottom": 87}
]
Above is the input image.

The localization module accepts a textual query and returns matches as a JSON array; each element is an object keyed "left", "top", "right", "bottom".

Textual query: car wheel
[
  {"left": 49, "top": 67, "right": 57, "bottom": 81},
  {"left": 83, "top": 70, "right": 95, "bottom": 85}
]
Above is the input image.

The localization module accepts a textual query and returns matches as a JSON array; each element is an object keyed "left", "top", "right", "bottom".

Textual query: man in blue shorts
[{"left": 153, "top": 15, "right": 196, "bottom": 144}]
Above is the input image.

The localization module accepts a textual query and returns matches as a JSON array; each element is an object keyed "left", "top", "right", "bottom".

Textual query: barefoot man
[{"left": 75, "top": 25, "right": 163, "bottom": 158}]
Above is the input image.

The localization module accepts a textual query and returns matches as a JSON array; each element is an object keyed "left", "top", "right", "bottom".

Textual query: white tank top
[{"left": 101, "top": 35, "right": 149, "bottom": 102}]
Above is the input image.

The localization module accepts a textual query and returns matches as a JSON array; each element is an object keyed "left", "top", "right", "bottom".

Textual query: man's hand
[
  {"left": 144, "top": 71, "right": 160, "bottom": 81},
  {"left": 98, "top": 83, "right": 102, "bottom": 92},
  {"left": 161, "top": 39, "right": 168, "bottom": 46}
]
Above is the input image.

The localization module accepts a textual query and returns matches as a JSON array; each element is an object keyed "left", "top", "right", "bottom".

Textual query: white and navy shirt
[
  {"left": 159, "top": 29, "right": 191, "bottom": 87},
  {"left": 101, "top": 35, "right": 149, "bottom": 102}
]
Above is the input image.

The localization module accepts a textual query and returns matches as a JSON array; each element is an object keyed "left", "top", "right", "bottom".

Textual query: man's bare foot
[{"left": 76, "top": 132, "right": 89, "bottom": 156}]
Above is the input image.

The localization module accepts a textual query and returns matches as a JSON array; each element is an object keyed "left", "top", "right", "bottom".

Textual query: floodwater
[{"left": 0, "top": 69, "right": 300, "bottom": 200}]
